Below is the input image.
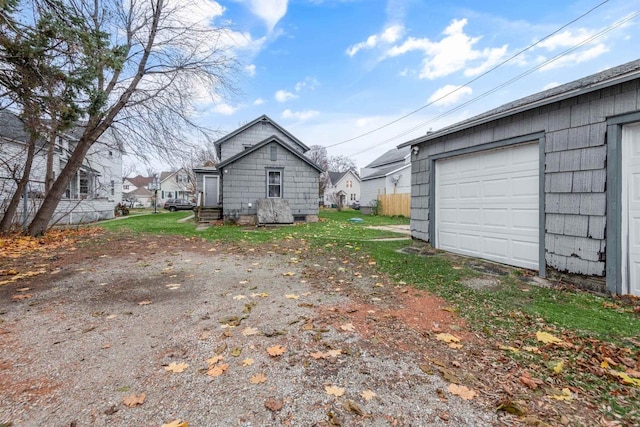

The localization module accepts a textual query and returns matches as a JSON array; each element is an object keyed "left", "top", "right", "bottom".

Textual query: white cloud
[
  {"left": 536, "top": 29, "right": 598, "bottom": 51},
  {"left": 295, "top": 76, "right": 320, "bottom": 92},
  {"left": 540, "top": 43, "right": 608, "bottom": 71},
  {"left": 245, "top": 64, "right": 256, "bottom": 77},
  {"left": 384, "top": 18, "right": 508, "bottom": 80},
  {"left": 243, "top": 0, "right": 288, "bottom": 32},
  {"left": 253, "top": 98, "right": 265, "bottom": 105},
  {"left": 275, "top": 89, "right": 298, "bottom": 102},
  {"left": 282, "top": 109, "right": 319, "bottom": 121},
  {"left": 346, "top": 24, "right": 404, "bottom": 57},
  {"left": 212, "top": 102, "right": 238, "bottom": 115},
  {"left": 427, "top": 85, "right": 472, "bottom": 107}
]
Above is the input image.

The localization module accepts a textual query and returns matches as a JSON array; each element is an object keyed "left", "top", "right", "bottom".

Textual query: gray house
[
  {"left": 400, "top": 59, "right": 640, "bottom": 295},
  {"left": 360, "top": 147, "right": 411, "bottom": 214},
  {"left": 194, "top": 115, "right": 322, "bottom": 224}
]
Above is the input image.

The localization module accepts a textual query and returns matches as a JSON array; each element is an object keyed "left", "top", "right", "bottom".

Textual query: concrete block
[
  {"left": 581, "top": 146, "right": 606, "bottom": 170},
  {"left": 557, "top": 194, "right": 581, "bottom": 214},
  {"left": 588, "top": 215, "right": 606, "bottom": 240},
  {"left": 579, "top": 193, "right": 606, "bottom": 216},
  {"left": 567, "top": 126, "right": 591, "bottom": 149},
  {"left": 572, "top": 171, "right": 592, "bottom": 192},
  {"left": 564, "top": 215, "right": 589, "bottom": 237},
  {"left": 545, "top": 214, "right": 564, "bottom": 234},
  {"left": 559, "top": 150, "right": 582, "bottom": 172},
  {"left": 547, "top": 172, "right": 573, "bottom": 193}
]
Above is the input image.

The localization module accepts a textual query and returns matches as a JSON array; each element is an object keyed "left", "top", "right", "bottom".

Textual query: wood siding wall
[{"left": 378, "top": 193, "right": 410, "bottom": 217}]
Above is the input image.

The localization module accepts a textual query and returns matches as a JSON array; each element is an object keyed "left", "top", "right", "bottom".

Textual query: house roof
[
  {"left": 125, "top": 175, "right": 155, "bottom": 188},
  {"left": 361, "top": 163, "right": 411, "bottom": 181},
  {"left": 214, "top": 115, "right": 309, "bottom": 153},
  {"left": 123, "top": 187, "right": 154, "bottom": 198},
  {"left": 0, "top": 110, "right": 30, "bottom": 142},
  {"left": 217, "top": 135, "right": 323, "bottom": 172},
  {"left": 327, "top": 170, "right": 360, "bottom": 186},
  {"left": 365, "top": 147, "right": 411, "bottom": 168},
  {"left": 399, "top": 58, "right": 640, "bottom": 148}
]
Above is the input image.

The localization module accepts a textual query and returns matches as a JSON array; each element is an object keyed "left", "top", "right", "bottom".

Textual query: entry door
[
  {"left": 622, "top": 123, "right": 640, "bottom": 295},
  {"left": 435, "top": 142, "right": 539, "bottom": 270},
  {"left": 204, "top": 175, "right": 219, "bottom": 207}
]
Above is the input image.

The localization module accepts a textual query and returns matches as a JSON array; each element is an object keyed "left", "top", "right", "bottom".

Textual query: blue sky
[{"left": 189, "top": 0, "right": 638, "bottom": 169}]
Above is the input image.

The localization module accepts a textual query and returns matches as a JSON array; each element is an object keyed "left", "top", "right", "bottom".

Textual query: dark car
[
  {"left": 163, "top": 198, "right": 195, "bottom": 212},
  {"left": 351, "top": 201, "right": 361, "bottom": 210}
]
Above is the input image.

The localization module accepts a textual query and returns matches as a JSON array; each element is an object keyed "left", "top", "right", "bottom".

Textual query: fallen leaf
[
  {"left": 11, "top": 293, "right": 33, "bottom": 300},
  {"left": 165, "top": 362, "right": 188, "bottom": 373},
  {"left": 447, "top": 383, "right": 476, "bottom": 400},
  {"left": 231, "top": 347, "right": 242, "bottom": 357},
  {"left": 250, "top": 373, "right": 267, "bottom": 384},
  {"left": 122, "top": 393, "right": 146, "bottom": 407},
  {"left": 264, "top": 398, "right": 283, "bottom": 412},
  {"left": 251, "top": 292, "right": 269, "bottom": 298},
  {"left": 206, "top": 363, "right": 229, "bottom": 377},
  {"left": 435, "top": 333, "right": 460, "bottom": 343},
  {"left": 361, "top": 390, "right": 376, "bottom": 401},
  {"left": 242, "top": 327, "right": 259, "bottom": 336},
  {"left": 448, "top": 343, "right": 463, "bottom": 349},
  {"left": 267, "top": 345, "right": 287, "bottom": 357},
  {"left": 325, "top": 385, "right": 346, "bottom": 397},
  {"left": 242, "top": 358, "right": 254, "bottom": 367},
  {"left": 206, "top": 355, "right": 224, "bottom": 365},
  {"left": 233, "top": 295, "right": 246, "bottom": 300},
  {"left": 552, "top": 360, "right": 564, "bottom": 374},
  {"left": 310, "top": 351, "right": 324, "bottom": 360},
  {"left": 499, "top": 345, "right": 520, "bottom": 354},
  {"left": 282, "top": 272, "right": 295, "bottom": 276},
  {"left": 342, "top": 399, "right": 364, "bottom": 416},
  {"left": 536, "top": 331, "right": 564, "bottom": 345},
  {"left": 609, "top": 370, "right": 640, "bottom": 387},
  {"left": 161, "top": 420, "right": 189, "bottom": 427},
  {"left": 325, "top": 349, "right": 342, "bottom": 358},
  {"left": 340, "top": 323, "right": 355, "bottom": 332},
  {"left": 519, "top": 372, "right": 544, "bottom": 390},
  {"left": 166, "top": 283, "right": 181, "bottom": 290},
  {"left": 137, "top": 300, "right": 152, "bottom": 306},
  {"left": 549, "top": 388, "right": 572, "bottom": 401},
  {"left": 285, "top": 294, "right": 299, "bottom": 299},
  {"left": 497, "top": 400, "right": 528, "bottom": 416}
]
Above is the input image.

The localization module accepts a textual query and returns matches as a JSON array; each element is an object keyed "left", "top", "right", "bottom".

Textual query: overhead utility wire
[
  {"left": 347, "top": 9, "right": 640, "bottom": 157},
  {"left": 325, "top": 0, "right": 610, "bottom": 149}
]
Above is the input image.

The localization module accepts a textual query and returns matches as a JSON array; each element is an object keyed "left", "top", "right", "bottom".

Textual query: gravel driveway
[{"left": 0, "top": 234, "right": 499, "bottom": 426}]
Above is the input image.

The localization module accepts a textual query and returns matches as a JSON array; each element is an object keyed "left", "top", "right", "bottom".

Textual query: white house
[
  {"left": 158, "top": 168, "right": 193, "bottom": 205},
  {"left": 0, "top": 111, "right": 123, "bottom": 227},
  {"left": 122, "top": 175, "right": 155, "bottom": 207},
  {"left": 324, "top": 170, "right": 361, "bottom": 208},
  {"left": 360, "top": 147, "right": 411, "bottom": 213}
]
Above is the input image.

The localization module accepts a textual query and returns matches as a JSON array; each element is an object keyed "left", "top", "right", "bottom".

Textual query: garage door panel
[
  {"left": 459, "top": 208, "right": 480, "bottom": 225},
  {"left": 483, "top": 209, "right": 508, "bottom": 228},
  {"left": 436, "top": 142, "right": 539, "bottom": 271}
]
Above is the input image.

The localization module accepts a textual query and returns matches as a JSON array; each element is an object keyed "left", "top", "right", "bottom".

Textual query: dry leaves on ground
[
  {"left": 447, "top": 384, "right": 477, "bottom": 400},
  {"left": 161, "top": 420, "right": 189, "bottom": 427},
  {"left": 206, "top": 363, "right": 229, "bottom": 377},
  {"left": 325, "top": 385, "right": 346, "bottom": 397},
  {"left": 122, "top": 393, "right": 146, "bottom": 407},
  {"left": 361, "top": 390, "right": 376, "bottom": 401},
  {"left": 267, "top": 345, "right": 287, "bottom": 357},
  {"left": 165, "top": 362, "right": 188, "bottom": 373},
  {"left": 250, "top": 373, "right": 267, "bottom": 384}
]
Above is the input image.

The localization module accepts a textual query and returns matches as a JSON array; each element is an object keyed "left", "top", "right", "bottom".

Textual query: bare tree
[
  {"left": 21, "top": 0, "right": 239, "bottom": 235},
  {"left": 328, "top": 154, "right": 358, "bottom": 174},
  {"left": 305, "top": 145, "right": 328, "bottom": 197}
]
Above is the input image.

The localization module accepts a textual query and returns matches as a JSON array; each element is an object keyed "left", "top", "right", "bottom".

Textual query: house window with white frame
[
  {"left": 267, "top": 169, "right": 282, "bottom": 198},
  {"left": 351, "top": 193, "right": 356, "bottom": 201}
]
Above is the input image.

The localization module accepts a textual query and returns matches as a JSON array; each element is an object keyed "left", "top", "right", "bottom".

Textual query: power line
[
  {"left": 347, "top": 8, "right": 640, "bottom": 157},
  {"left": 325, "top": 0, "right": 611, "bottom": 149}
]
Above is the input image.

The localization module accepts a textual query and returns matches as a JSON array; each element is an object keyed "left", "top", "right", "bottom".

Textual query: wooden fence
[{"left": 378, "top": 193, "right": 410, "bottom": 217}]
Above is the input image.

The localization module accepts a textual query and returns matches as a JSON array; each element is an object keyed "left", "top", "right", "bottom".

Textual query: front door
[
  {"left": 622, "top": 123, "right": 640, "bottom": 295},
  {"left": 204, "top": 175, "right": 219, "bottom": 207}
]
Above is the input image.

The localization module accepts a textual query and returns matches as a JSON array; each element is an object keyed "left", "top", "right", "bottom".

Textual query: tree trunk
[
  {"left": 45, "top": 130, "right": 56, "bottom": 195},
  {"left": 0, "top": 132, "right": 37, "bottom": 234},
  {"left": 27, "top": 131, "right": 96, "bottom": 236}
]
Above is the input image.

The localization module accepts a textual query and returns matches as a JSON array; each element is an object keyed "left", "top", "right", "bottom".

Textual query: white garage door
[
  {"left": 622, "top": 123, "right": 640, "bottom": 296},
  {"left": 435, "top": 142, "right": 540, "bottom": 270}
]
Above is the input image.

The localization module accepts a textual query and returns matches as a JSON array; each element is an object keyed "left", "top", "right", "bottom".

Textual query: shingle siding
[{"left": 410, "top": 78, "right": 640, "bottom": 279}]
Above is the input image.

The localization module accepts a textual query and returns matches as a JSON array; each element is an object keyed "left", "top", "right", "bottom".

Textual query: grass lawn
[{"left": 98, "top": 208, "right": 640, "bottom": 421}]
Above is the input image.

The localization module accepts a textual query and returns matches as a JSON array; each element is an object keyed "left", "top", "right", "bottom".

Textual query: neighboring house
[
  {"left": 194, "top": 115, "right": 322, "bottom": 224},
  {"left": 122, "top": 175, "right": 154, "bottom": 207},
  {"left": 360, "top": 147, "right": 411, "bottom": 213},
  {"left": 323, "top": 170, "right": 361, "bottom": 208},
  {"left": 158, "top": 168, "right": 193, "bottom": 205},
  {"left": 399, "top": 59, "right": 640, "bottom": 295},
  {"left": 0, "top": 111, "right": 123, "bottom": 226}
]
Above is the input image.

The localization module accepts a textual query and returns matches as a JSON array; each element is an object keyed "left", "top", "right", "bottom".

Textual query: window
[
  {"left": 177, "top": 174, "right": 189, "bottom": 184},
  {"left": 346, "top": 180, "right": 352, "bottom": 188},
  {"left": 108, "top": 151, "right": 113, "bottom": 157},
  {"left": 351, "top": 193, "right": 356, "bottom": 201},
  {"left": 79, "top": 171, "right": 90, "bottom": 198},
  {"left": 267, "top": 170, "right": 282, "bottom": 198},
  {"left": 111, "top": 180, "right": 115, "bottom": 196},
  {"left": 123, "top": 184, "right": 130, "bottom": 190}
]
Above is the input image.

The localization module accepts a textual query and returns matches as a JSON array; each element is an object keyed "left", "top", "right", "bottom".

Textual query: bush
[{"left": 114, "top": 203, "right": 130, "bottom": 217}]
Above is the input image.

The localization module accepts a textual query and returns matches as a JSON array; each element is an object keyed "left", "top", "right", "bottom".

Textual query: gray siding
[
  {"left": 222, "top": 142, "right": 319, "bottom": 217},
  {"left": 411, "top": 79, "right": 640, "bottom": 277},
  {"left": 220, "top": 122, "right": 304, "bottom": 160}
]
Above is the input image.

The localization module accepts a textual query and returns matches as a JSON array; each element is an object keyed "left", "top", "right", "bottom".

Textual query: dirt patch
[{"left": 0, "top": 231, "right": 608, "bottom": 426}]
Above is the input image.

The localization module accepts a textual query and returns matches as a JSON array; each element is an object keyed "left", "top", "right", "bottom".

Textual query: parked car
[
  {"left": 163, "top": 198, "right": 195, "bottom": 212},
  {"left": 351, "top": 201, "right": 361, "bottom": 210}
]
